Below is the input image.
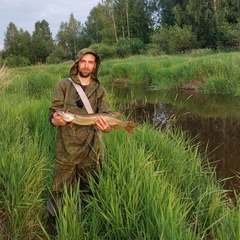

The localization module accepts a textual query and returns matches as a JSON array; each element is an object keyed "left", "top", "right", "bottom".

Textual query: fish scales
[{"left": 57, "top": 109, "right": 138, "bottom": 134}]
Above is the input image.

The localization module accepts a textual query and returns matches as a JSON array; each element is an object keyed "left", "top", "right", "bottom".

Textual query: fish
[{"left": 57, "top": 109, "right": 138, "bottom": 134}]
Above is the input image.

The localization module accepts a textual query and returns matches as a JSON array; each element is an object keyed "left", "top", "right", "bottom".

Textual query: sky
[{"left": 0, "top": 0, "right": 100, "bottom": 50}]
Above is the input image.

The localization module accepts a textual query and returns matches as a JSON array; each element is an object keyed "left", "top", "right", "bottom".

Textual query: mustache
[{"left": 79, "top": 71, "right": 91, "bottom": 78}]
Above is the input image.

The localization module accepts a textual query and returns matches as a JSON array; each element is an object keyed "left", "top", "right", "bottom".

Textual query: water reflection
[{"left": 105, "top": 83, "right": 240, "bottom": 194}]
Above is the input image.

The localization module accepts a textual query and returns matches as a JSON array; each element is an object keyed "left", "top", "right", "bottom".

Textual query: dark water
[{"left": 105, "top": 83, "right": 240, "bottom": 194}]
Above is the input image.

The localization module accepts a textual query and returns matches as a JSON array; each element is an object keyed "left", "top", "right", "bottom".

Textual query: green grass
[
  {"left": 100, "top": 50, "right": 240, "bottom": 96},
  {"left": 0, "top": 52, "right": 240, "bottom": 239}
]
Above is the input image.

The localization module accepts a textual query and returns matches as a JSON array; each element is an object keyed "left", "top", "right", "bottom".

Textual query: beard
[{"left": 79, "top": 70, "right": 91, "bottom": 78}]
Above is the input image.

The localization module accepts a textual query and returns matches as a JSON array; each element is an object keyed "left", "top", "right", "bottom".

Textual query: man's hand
[
  {"left": 94, "top": 116, "right": 111, "bottom": 133},
  {"left": 51, "top": 112, "right": 67, "bottom": 127}
]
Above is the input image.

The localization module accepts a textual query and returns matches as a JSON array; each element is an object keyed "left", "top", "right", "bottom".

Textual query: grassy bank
[
  {"left": 100, "top": 49, "right": 240, "bottom": 96},
  {"left": 0, "top": 51, "right": 240, "bottom": 239}
]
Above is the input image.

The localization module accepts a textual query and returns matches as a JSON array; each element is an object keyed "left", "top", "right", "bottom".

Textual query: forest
[{"left": 0, "top": 0, "right": 239, "bottom": 67}]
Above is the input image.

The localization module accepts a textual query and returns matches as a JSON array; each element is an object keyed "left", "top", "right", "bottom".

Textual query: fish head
[{"left": 57, "top": 109, "right": 75, "bottom": 122}]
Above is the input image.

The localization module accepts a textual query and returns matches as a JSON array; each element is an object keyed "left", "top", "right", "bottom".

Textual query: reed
[
  {"left": 1, "top": 57, "right": 240, "bottom": 239},
  {"left": 0, "top": 63, "right": 12, "bottom": 91},
  {"left": 0, "top": 91, "right": 55, "bottom": 239},
  {"left": 52, "top": 125, "right": 233, "bottom": 239}
]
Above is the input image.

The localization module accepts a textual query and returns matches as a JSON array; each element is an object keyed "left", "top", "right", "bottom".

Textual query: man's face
[{"left": 77, "top": 54, "right": 96, "bottom": 78}]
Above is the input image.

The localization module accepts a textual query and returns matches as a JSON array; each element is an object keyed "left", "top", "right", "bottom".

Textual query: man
[{"left": 46, "top": 48, "right": 112, "bottom": 227}]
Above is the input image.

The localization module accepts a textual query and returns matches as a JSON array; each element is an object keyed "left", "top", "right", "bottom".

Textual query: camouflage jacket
[{"left": 49, "top": 49, "right": 111, "bottom": 165}]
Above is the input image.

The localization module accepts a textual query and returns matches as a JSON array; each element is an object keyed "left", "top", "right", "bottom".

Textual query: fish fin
[
  {"left": 70, "top": 122, "right": 76, "bottom": 133},
  {"left": 111, "top": 112, "right": 122, "bottom": 118},
  {"left": 111, "top": 125, "right": 119, "bottom": 131},
  {"left": 124, "top": 121, "right": 138, "bottom": 134}
]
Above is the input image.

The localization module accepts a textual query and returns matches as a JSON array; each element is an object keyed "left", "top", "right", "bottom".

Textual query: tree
[
  {"left": 83, "top": 5, "right": 106, "bottom": 45},
  {"left": 56, "top": 13, "right": 82, "bottom": 59},
  {"left": 109, "top": 0, "right": 154, "bottom": 43},
  {"left": 31, "top": 20, "right": 54, "bottom": 63},
  {"left": 151, "top": 0, "right": 178, "bottom": 27},
  {"left": 101, "top": 0, "right": 118, "bottom": 42},
  {"left": 128, "top": 0, "right": 154, "bottom": 43},
  {"left": 3, "top": 23, "right": 31, "bottom": 66},
  {"left": 17, "top": 29, "right": 31, "bottom": 59},
  {"left": 172, "top": 0, "right": 238, "bottom": 48},
  {"left": 4, "top": 22, "right": 19, "bottom": 55}
]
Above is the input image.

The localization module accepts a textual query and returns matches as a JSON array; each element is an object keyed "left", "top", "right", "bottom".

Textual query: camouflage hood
[{"left": 70, "top": 48, "right": 101, "bottom": 82}]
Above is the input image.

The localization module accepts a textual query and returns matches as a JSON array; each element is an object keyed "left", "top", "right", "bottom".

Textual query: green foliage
[
  {"left": 89, "top": 43, "right": 117, "bottom": 60},
  {"left": 115, "top": 38, "right": 132, "bottom": 58},
  {"left": 25, "top": 72, "right": 56, "bottom": 98},
  {"left": 1, "top": 64, "right": 240, "bottom": 238},
  {"left": 46, "top": 46, "right": 72, "bottom": 64},
  {"left": 129, "top": 37, "right": 145, "bottom": 54},
  {"left": 100, "top": 50, "right": 240, "bottom": 96},
  {"left": 150, "top": 25, "right": 196, "bottom": 54},
  {"left": 5, "top": 64, "right": 70, "bottom": 100},
  {"left": 0, "top": 92, "right": 55, "bottom": 239},
  {"left": 6, "top": 54, "right": 31, "bottom": 68},
  {"left": 31, "top": 20, "right": 54, "bottom": 64},
  {"left": 2, "top": 0, "right": 240, "bottom": 66},
  {"left": 111, "top": 62, "right": 135, "bottom": 79},
  {"left": 56, "top": 13, "right": 83, "bottom": 60},
  {"left": 218, "top": 22, "right": 240, "bottom": 48},
  {"left": 114, "top": 37, "right": 145, "bottom": 58}
]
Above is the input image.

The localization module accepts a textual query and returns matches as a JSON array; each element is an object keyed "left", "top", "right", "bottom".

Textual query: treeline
[{"left": 1, "top": 0, "right": 240, "bottom": 67}]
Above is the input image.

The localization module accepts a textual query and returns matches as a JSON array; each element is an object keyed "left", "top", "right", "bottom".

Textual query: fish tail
[{"left": 124, "top": 121, "right": 138, "bottom": 134}]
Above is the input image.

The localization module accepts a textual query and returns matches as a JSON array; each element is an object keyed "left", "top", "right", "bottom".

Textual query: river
[{"left": 105, "top": 82, "right": 240, "bottom": 195}]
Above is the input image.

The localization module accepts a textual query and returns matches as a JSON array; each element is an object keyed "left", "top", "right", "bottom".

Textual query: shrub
[
  {"left": 114, "top": 38, "right": 132, "bottom": 58},
  {"left": 129, "top": 38, "right": 145, "bottom": 55},
  {"left": 89, "top": 43, "right": 116, "bottom": 60},
  {"left": 46, "top": 46, "right": 71, "bottom": 64},
  {"left": 218, "top": 22, "right": 240, "bottom": 48},
  {"left": 150, "top": 25, "right": 196, "bottom": 54},
  {"left": 6, "top": 54, "right": 31, "bottom": 68}
]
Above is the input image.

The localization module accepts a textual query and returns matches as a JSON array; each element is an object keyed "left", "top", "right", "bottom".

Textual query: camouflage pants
[
  {"left": 46, "top": 159, "right": 101, "bottom": 217},
  {"left": 52, "top": 159, "right": 100, "bottom": 193}
]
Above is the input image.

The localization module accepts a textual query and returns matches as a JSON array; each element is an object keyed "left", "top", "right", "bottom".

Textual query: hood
[{"left": 70, "top": 48, "right": 101, "bottom": 82}]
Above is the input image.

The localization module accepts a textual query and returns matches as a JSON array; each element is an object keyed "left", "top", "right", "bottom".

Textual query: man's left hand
[{"left": 94, "top": 116, "right": 111, "bottom": 133}]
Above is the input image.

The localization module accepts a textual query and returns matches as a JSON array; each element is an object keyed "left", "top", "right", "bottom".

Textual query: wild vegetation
[
  {"left": 100, "top": 49, "right": 240, "bottom": 96},
  {"left": 1, "top": 0, "right": 239, "bottom": 67},
  {"left": 0, "top": 51, "right": 240, "bottom": 239}
]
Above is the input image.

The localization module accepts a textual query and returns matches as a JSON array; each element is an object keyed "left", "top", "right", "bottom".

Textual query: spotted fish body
[{"left": 57, "top": 109, "right": 138, "bottom": 134}]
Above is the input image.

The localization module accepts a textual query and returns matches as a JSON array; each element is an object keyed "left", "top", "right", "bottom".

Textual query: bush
[
  {"left": 113, "top": 37, "right": 145, "bottom": 58},
  {"left": 218, "top": 22, "right": 240, "bottom": 48},
  {"left": 46, "top": 46, "right": 71, "bottom": 64},
  {"left": 114, "top": 38, "right": 132, "bottom": 58},
  {"left": 129, "top": 38, "right": 145, "bottom": 55},
  {"left": 150, "top": 25, "right": 197, "bottom": 54},
  {"left": 6, "top": 54, "right": 31, "bottom": 68},
  {"left": 89, "top": 43, "right": 116, "bottom": 60}
]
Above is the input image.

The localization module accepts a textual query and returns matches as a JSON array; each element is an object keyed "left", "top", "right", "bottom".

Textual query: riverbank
[
  {"left": 100, "top": 49, "right": 240, "bottom": 96},
  {"left": 0, "top": 50, "right": 240, "bottom": 238}
]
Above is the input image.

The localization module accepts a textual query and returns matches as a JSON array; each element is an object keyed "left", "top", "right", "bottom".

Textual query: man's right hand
[{"left": 51, "top": 112, "right": 67, "bottom": 126}]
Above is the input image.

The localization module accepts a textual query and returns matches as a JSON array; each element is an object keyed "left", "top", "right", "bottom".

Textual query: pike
[{"left": 57, "top": 109, "right": 138, "bottom": 134}]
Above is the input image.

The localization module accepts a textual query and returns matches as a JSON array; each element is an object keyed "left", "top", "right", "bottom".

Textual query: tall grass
[
  {"left": 52, "top": 126, "right": 237, "bottom": 239},
  {"left": 0, "top": 59, "right": 240, "bottom": 239},
  {"left": 0, "top": 90, "right": 56, "bottom": 239},
  {"left": 100, "top": 50, "right": 240, "bottom": 96},
  {"left": 0, "top": 63, "right": 12, "bottom": 91}
]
